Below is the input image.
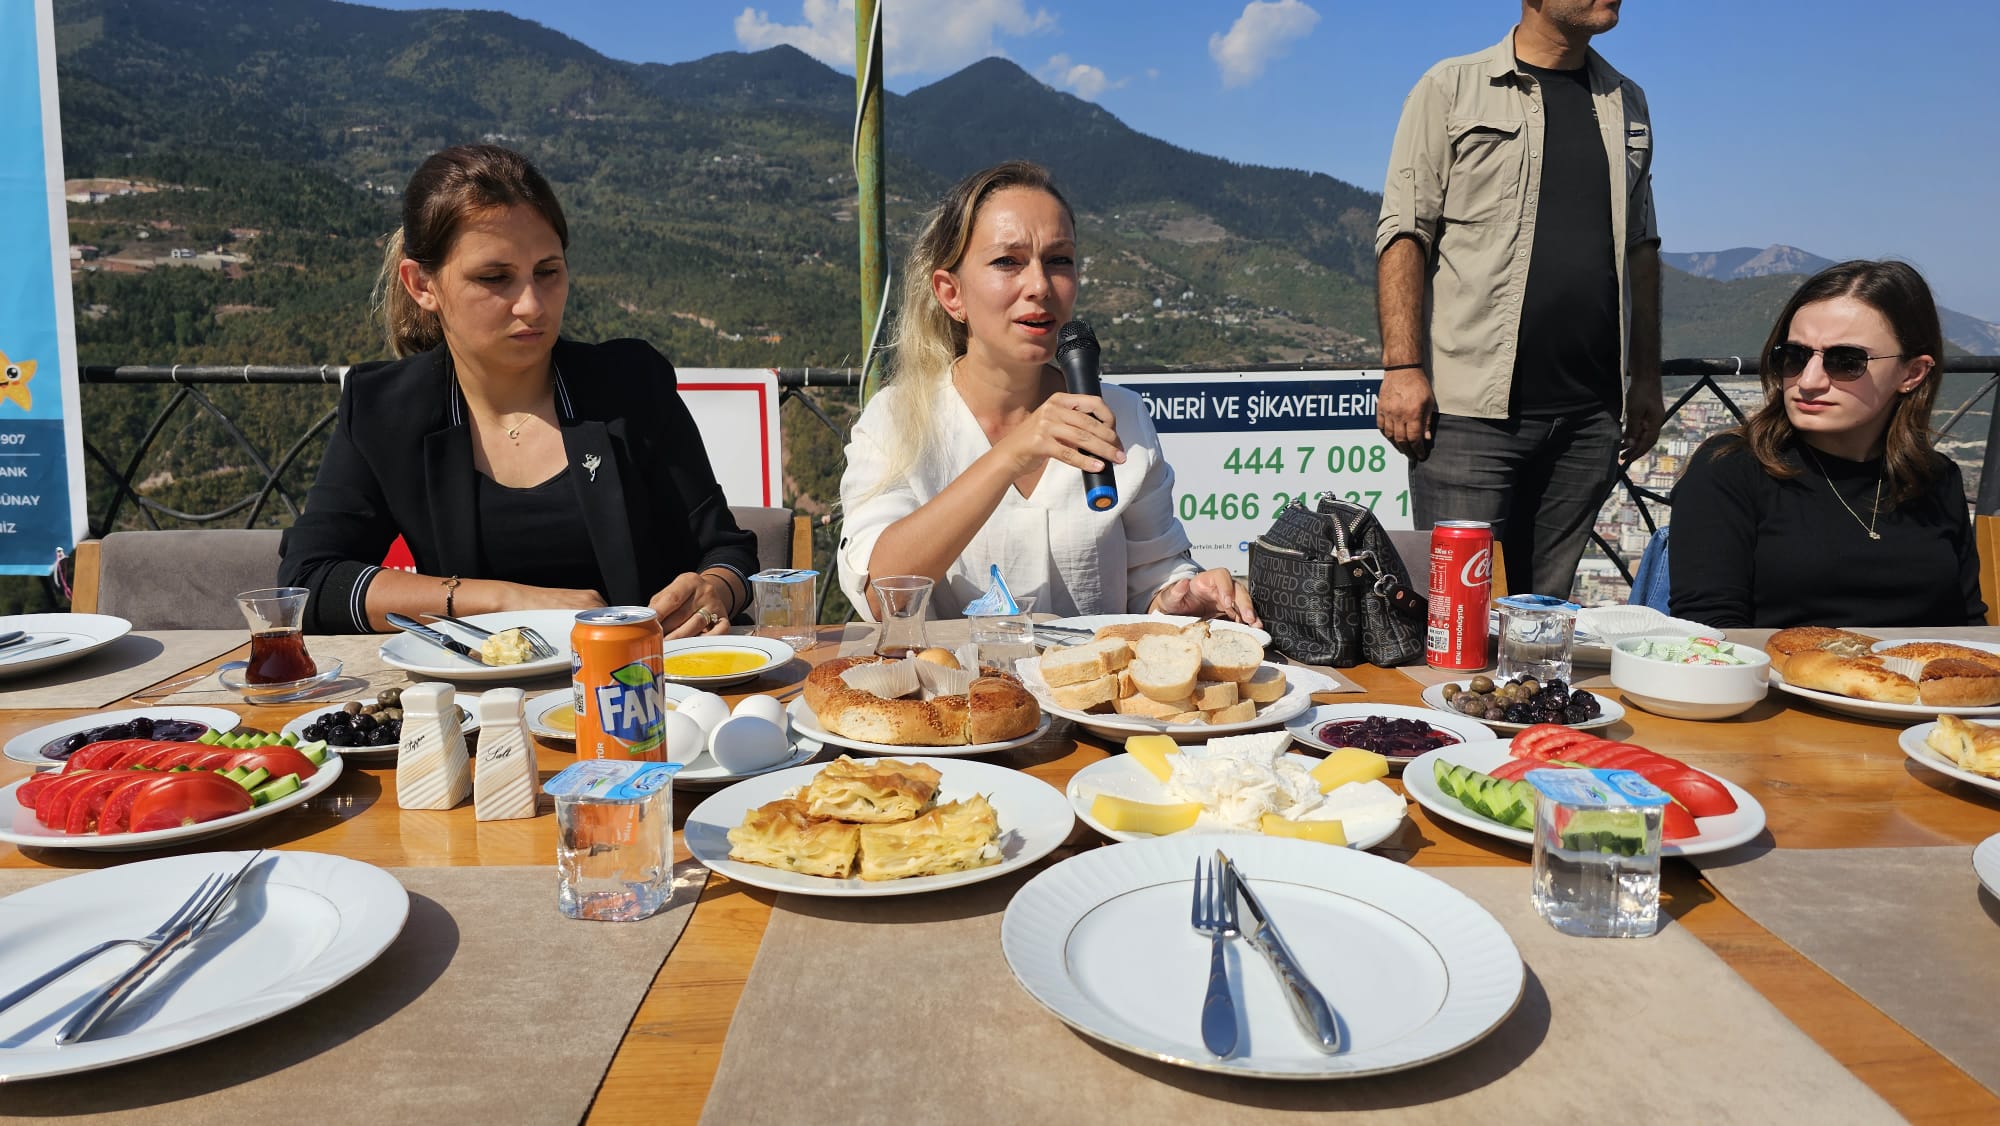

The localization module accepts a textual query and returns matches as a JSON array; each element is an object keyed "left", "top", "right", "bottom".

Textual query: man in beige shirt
[{"left": 1375, "top": 0, "right": 1662, "bottom": 598}]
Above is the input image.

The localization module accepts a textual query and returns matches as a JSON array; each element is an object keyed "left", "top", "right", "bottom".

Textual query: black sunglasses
[{"left": 1768, "top": 342, "right": 1910, "bottom": 381}]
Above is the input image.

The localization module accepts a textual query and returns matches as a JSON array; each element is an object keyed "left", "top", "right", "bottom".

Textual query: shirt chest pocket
[
  {"left": 1442, "top": 115, "right": 1525, "bottom": 223},
  {"left": 1624, "top": 122, "right": 1653, "bottom": 188}
]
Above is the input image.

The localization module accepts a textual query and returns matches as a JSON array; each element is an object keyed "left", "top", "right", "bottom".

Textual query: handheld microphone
[{"left": 1056, "top": 319, "right": 1118, "bottom": 512}]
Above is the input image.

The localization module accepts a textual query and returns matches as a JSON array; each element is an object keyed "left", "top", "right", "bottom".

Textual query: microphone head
[{"left": 1056, "top": 319, "right": 1099, "bottom": 359}]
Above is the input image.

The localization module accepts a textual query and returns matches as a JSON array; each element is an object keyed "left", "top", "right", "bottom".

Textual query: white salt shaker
[
  {"left": 474, "top": 687, "right": 539, "bottom": 821},
  {"left": 396, "top": 682, "right": 471, "bottom": 810}
]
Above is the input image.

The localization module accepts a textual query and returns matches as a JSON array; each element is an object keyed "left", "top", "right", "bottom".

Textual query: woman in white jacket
[{"left": 837, "top": 161, "right": 1257, "bottom": 624}]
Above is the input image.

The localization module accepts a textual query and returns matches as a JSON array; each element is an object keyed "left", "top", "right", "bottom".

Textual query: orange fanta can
[{"left": 572, "top": 607, "right": 666, "bottom": 760}]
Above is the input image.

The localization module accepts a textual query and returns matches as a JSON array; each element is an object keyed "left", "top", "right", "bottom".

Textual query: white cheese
[
  {"left": 473, "top": 687, "right": 539, "bottom": 821},
  {"left": 396, "top": 682, "right": 472, "bottom": 810},
  {"left": 1163, "top": 734, "right": 1404, "bottom": 836}
]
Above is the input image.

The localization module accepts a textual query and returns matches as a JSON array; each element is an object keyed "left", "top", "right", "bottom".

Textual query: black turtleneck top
[{"left": 1668, "top": 434, "right": 1985, "bottom": 629}]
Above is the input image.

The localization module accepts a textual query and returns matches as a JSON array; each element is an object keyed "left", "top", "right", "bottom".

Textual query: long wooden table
[{"left": 5, "top": 628, "right": 2000, "bottom": 1123}]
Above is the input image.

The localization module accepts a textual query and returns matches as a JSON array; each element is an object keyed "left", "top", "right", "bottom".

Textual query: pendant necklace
[{"left": 1803, "top": 446, "right": 1882, "bottom": 540}]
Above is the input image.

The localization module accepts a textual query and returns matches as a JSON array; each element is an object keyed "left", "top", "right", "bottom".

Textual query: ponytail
[{"left": 372, "top": 227, "right": 443, "bottom": 358}]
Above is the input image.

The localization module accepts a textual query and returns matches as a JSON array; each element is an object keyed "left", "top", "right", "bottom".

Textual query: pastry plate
[
  {"left": 0, "top": 752, "right": 345, "bottom": 852},
  {"left": 280, "top": 702, "right": 479, "bottom": 765},
  {"left": 1038, "top": 613, "right": 1272, "bottom": 649},
  {"left": 1066, "top": 747, "right": 1407, "bottom": 850},
  {"left": 1870, "top": 637, "right": 2000, "bottom": 656},
  {"left": 784, "top": 695, "right": 1051, "bottom": 759},
  {"left": 1022, "top": 659, "right": 1325, "bottom": 743},
  {"left": 1770, "top": 668, "right": 2000, "bottom": 723},
  {"left": 684, "top": 756, "right": 1074, "bottom": 896},
  {"left": 4, "top": 706, "right": 242, "bottom": 768},
  {"left": 378, "top": 609, "right": 580, "bottom": 681},
  {"left": 660, "top": 635, "right": 796, "bottom": 689},
  {"left": 1001, "top": 833, "right": 1523, "bottom": 1078},
  {"left": 1420, "top": 682, "right": 1624, "bottom": 733},
  {"left": 0, "top": 613, "right": 132, "bottom": 679},
  {"left": 1286, "top": 703, "right": 1499, "bottom": 768},
  {"left": 1976, "top": 832, "right": 2000, "bottom": 898},
  {"left": 1895, "top": 720, "right": 2000, "bottom": 799},
  {"left": 1402, "top": 740, "right": 1766, "bottom": 856},
  {"left": 0, "top": 850, "right": 407, "bottom": 1080}
]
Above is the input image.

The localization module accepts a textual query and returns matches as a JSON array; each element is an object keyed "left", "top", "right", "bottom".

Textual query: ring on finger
[{"left": 694, "top": 608, "right": 722, "bottom": 627}]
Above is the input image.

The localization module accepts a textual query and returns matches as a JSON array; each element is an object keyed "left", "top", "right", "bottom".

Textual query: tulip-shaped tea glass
[
  {"left": 238, "top": 586, "right": 319, "bottom": 685},
  {"left": 870, "top": 575, "right": 934, "bottom": 659}
]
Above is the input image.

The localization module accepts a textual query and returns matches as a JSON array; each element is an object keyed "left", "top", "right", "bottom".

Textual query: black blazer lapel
[
  {"left": 422, "top": 427, "right": 482, "bottom": 577},
  {"left": 564, "top": 419, "right": 641, "bottom": 604}
]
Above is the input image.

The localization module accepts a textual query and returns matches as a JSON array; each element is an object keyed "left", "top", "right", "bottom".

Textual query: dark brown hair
[
  {"left": 1741, "top": 259, "right": 1944, "bottom": 505},
  {"left": 371, "top": 145, "right": 570, "bottom": 357}
]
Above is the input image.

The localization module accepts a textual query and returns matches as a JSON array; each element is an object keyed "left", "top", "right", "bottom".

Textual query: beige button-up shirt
[{"left": 1376, "top": 28, "right": 1659, "bottom": 420}]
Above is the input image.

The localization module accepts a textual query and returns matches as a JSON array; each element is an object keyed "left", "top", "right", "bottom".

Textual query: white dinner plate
[
  {"left": 1975, "top": 832, "right": 2000, "bottom": 898},
  {"left": 0, "top": 613, "right": 133, "bottom": 680},
  {"left": 378, "top": 609, "right": 581, "bottom": 681},
  {"left": 1021, "top": 658, "right": 1324, "bottom": 742},
  {"left": 1420, "top": 681, "right": 1625, "bottom": 733},
  {"left": 784, "top": 695, "right": 1052, "bottom": 759},
  {"left": 1770, "top": 667, "right": 2000, "bottom": 723},
  {"left": 1896, "top": 720, "right": 2000, "bottom": 799},
  {"left": 527, "top": 686, "right": 819, "bottom": 785},
  {"left": 1039, "top": 613, "right": 1272, "bottom": 648},
  {"left": 1001, "top": 833, "right": 1523, "bottom": 1078},
  {"left": 684, "top": 756, "right": 1074, "bottom": 896},
  {"left": 0, "top": 850, "right": 407, "bottom": 1080},
  {"left": 0, "top": 751, "right": 344, "bottom": 851},
  {"left": 660, "top": 635, "right": 796, "bottom": 688},
  {"left": 1286, "top": 703, "right": 1498, "bottom": 767},
  {"left": 1402, "top": 740, "right": 1766, "bottom": 857},
  {"left": 1066, "top": 747, "right": 1407, "bottom": 851},
  {"left": 4, "top": 706, "right": 243, "bottom": 768},
  {"left": 280, "top": 701, "right": 480, "bottom": 765}
]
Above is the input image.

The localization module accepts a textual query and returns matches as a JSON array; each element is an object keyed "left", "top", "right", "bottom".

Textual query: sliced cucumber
[
  {"left": 249, "top": 773, "right": 302, "bottom": 806},
  {"left": 297, "top": 739, "right": 329, "bottom": 765}
]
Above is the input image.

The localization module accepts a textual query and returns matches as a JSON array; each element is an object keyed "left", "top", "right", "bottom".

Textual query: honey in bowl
[
  {"left": 661, "top": 648, "right": 768, "bottom": 678},
  {"left": 547, "top": 707, "right": 577, "bottom": 734}
]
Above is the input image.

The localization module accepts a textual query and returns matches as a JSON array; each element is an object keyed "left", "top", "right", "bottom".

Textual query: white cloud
[
  {"left": 1208, "top": 0, "right": 1319, "bottom": 88},
  {"left": 1037, "top": 53, "right": 1122, "bottom": 101},
  {"left": 736, "top": 0, "right": 1056, "bottom": 78}
]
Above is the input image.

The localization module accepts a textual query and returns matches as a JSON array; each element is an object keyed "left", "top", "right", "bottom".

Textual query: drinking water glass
[
  {"left": 750, "top": 568, "right": 819, "bottom": 651},
  {"left": 968, "top": 595, "right": 1036, "bottom": 672},
  {"left": 1495, "top": 594, "right": 1580, "bottom": 687},
  {"left": 544, "top": 759, "right": 682, "bottom": 922},
  {"left": 1527, "top": 767, "right": 1669, "bottom": 939}
]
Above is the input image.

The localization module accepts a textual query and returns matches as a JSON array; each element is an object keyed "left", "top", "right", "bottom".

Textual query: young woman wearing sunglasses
[{"left": 1667, "top": 260, "right": 1984, "bottom": 627}]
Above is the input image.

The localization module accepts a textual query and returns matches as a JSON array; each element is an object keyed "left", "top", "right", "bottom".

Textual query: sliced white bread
[
  {"left": 1093, "top": 621, "right": 1182, "bottom": 645},
  {"left": 1179, "top": 620, "right": 1212, "bottom": 640},
  {"left": 1167, "top": 710, "right": 1209, "bottom": 725},
  {"left": 1204, "top": 699, "right": 1258, "bottom": 724},
  {"left": 1049, "top": 672, "right": 1122, "bottom": 712},
  {"left": 1117, "top": 668, "right": 1137, "bottom": 698},
  {"left": 1199, "top": 630, "right": 1264, "bottom": 683},
  {"left": 1039, "top": 638, "right": 1133, "bottom": 688},
  {"left": 1191, "top": 680, "right": 1239, "bottom": 710},
  {"left": 1131, "top": 635, "right": 1202, "bottom": 702},
  {"left": 1113, "top": 693, "right": 1191, "bottom": 719},
  {"left": 1237, "top": 665, "right": 1287, "bottom": 703}
]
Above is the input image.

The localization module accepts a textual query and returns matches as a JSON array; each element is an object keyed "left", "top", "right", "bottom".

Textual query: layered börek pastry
[
  {"left": 857, "top": 794, "right": 1003, "bottom": 881},
  {"left": 1926, "top": 715, "right": 2000, "bottom": 777},
  {"left": 803, "top": 754, "right": 942, "bottom": 823},
  {"left": 726, "top": 798, "right": 862, "bottom": 878}
]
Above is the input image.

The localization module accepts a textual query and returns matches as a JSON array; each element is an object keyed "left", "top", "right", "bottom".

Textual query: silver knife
[
  {"left": 422, "top": 613, "right": 494, "bottom": 640},
  {"left": 1226, "top": 857, "right": 1342, "bottom": 1053},
  {"left": 385, "top": 613, "right": 485, "bottom": 664},
  {"left": 0, "top": 636, "right": 71, "bottom": 661}
]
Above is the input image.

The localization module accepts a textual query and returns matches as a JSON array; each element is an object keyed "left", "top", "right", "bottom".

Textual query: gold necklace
[{"left": 1804, "top": 446, "right": 1882, "bottom": 540}]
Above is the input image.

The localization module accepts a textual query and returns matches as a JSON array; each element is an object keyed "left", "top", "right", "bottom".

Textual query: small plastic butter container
[
  {"left": 1525, "top": 767, "right": 1670, "bottom": 939},
  {"left": 544, "top": 759, "right": 683, "bottom": 921}
]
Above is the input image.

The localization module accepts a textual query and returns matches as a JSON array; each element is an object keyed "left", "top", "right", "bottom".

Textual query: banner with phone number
[{"left": 1109, "top": 371, "right": 1409, "bottom": 573}]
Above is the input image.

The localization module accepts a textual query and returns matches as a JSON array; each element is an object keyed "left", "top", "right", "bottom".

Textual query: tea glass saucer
[{"left": 215, "top": 658, "right": 346, "bottom": 704}]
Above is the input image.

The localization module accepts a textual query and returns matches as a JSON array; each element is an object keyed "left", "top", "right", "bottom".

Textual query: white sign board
[
  {"left": 1108, "top": 370, "right": 1410, "bottom": 573},
  {"left": 676, "top": 368, "right": 782, "bottom": 508}
]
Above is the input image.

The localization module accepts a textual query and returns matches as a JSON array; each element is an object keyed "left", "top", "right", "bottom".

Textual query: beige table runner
[
  {"left": 1697, "top": 844, "right": 2000, "bottom": 1095},
  {"left": 159, "top": 633, "right": 569, "bottom": 707},
  {"left": 0, "top": 861, "right": 705, "bottom": 1123},
  {"left": 700, "top": 866, "right": 1897, "bottom": 1124},
  {"left": 0, "top": 632, "right": 245, "bottom": 710}
]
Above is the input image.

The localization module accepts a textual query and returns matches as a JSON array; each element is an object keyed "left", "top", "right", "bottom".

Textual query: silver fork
[
  {"left": 1192, "top": 851, "right": 1239, "bottom": 1058},
  {"left": 0, "top": 873, "right": 226, "bottom": 1018}
]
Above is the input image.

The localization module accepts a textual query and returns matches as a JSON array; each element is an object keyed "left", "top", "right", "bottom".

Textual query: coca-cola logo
[{"left": 1460, "top": 548, "right": 1492, "bottom": 588}]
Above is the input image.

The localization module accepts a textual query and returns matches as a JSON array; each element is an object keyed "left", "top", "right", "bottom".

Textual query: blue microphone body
[{"left": 1056, "top": 319, "right": 1118, "bottom": 512}]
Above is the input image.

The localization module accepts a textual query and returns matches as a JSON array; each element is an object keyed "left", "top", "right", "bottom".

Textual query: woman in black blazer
[{"left": 278, "top": 145, "right": 756, "bottom": 635}]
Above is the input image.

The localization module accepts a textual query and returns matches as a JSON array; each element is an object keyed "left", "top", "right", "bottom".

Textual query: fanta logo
[
  {"left": 594, "top": 660, "right": 665, "bottom": 749},
  {"left": 1460, "top": 548, "right": 1492, "bottom": 588}
]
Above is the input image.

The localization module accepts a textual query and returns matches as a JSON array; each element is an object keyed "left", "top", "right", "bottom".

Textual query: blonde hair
[
  {"left": 870, "top": 160, "right": 1074, "bottom": 486},
  {"left": 371, "top": 144, "right": 570, "bottom": 358}
]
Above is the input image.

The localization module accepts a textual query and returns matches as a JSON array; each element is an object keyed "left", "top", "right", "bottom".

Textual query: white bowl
[{"left": 1610, "top": 634, "right": 1769, "bottom": 720}]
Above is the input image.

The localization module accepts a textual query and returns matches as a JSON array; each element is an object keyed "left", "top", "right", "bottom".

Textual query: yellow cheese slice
[
  {"left": 1090, "top": 793, "right": 1202, "bottom": 835},
  {"left": 1260, "top": 813, "right": 1347, "bottom": 845},
  {"left": 1123, "top": 734, "right": 1181, "bottom": 782},
  {"left": 1310, "top": 747, "right": 1389, "bottom": 793}
]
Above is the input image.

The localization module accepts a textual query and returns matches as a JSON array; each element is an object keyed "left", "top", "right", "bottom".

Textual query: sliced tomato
[
  {"left": 1624, "top": 761, "right": 1739, "bottom": 818},
  {"left": 222, "top": 746, "right": 317, "bottom": 782},
  {"left": 62, "top": 740, "right": 157, "bottom": 773},
  {"left": 127, "top": 772, "right": 254, "bottom": 833},
  {"left": 142, "top": 746, "right": 218, "bottom": 771},
  {"left": 17, "top": 770, "right": 63, "bottom": 808},
  {"left": 188, "top": 750, "right": 242, "bottom": 772},
  {"left": 1489, "top": 757, "right": 1539, "bottom": 781},
  {"left": 99, "top": 775, "right": 178, "bottom": 834},
  {"left": 34, "top": 770, "right": 113, "bottom": 828},
  {"left": 1510, "top": 725, "right": 1599, "bottom": 758},
  {"left": 1662, "top": 801, "right": 1700, "bottom": 841},
  {"left": 106, "top": 742, "right": 178, "bottom": 770},
  {"left": 62, "top": 773, "right": 137, "bottom": 835}
]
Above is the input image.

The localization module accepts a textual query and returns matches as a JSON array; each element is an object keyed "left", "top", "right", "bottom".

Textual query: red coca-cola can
[{"left": 1427, "top": 521, "right": 1493, "bottom": 670}]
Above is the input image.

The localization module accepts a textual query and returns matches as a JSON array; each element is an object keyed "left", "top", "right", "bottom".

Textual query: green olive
[
  {"left": 1441, "top": 683, "right": 1462, "bottom": 702},
  {"left": 1470, "top": 675, "right": 1495, "bottom": 694}
]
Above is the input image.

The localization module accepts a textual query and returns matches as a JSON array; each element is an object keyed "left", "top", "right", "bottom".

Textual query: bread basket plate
[
  {"left": 783, "top": 695, "right": 1051, "bottom": 758},
  {"left": 1066, "top": 747, "right": 1407, "bottom": 850},
  {"left": 1403, "top": 740, "right": 1766, "bottom": 857},
  {"left": 1021, "top": 660, "right": 1324, "bottom": 743},
  {"left": 659, "top": 635, "right": 796, "bottom": 688},
  {"left": 1419, "top": 682, "right": 1623, "bottom": 733},
  {"left": 1039, "top": 613, "right": 1272, "bottom": 648},
  {"left": 1895, "top": 720, "right": 2000, "bottom": 798},
  {"left": 1769, "top": 668, "right": 2000, "bottom": 723},
  {"left": 683, "top": 756, "right": 1075, "bottom": 897}
]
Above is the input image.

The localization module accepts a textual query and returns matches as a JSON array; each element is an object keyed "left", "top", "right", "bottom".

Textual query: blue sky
[{"left": 362, "top": 0, "right": 2000, "bottom": 324}]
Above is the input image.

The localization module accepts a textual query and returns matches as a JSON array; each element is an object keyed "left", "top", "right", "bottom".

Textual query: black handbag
[{"left": 1248, "top": 495, "right": 1427, "bottom": 668}]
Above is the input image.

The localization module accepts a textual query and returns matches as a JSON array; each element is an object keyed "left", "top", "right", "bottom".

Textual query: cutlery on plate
[
  {"left": 56, "top": 850, "right": 266, "bottom": 1044},
  {"left": 0, "top": 636, "right": 69, "bottom": 661},
  {"left": 385, "top": 613, "right": 485, "bottom": 664},
  {"left": 0, "top": 629, "right": 26, "bottom": 647},
  {"left": 1225, "top": 855, "right": 1342, "bottom": 1053},
  {"left": 1191, "top": 851, "right": 1238, "bottom": 1058},
  {"left": 420, "top": 614, "right": 557, "bottom": 660},
  {"left": 0, "top": 873, "right": 228, "bottom": 1018}
]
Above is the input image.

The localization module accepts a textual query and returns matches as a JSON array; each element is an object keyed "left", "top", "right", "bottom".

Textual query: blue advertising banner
[{"left": 0, "top": 0, "right": 85, "bottom": 574}]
